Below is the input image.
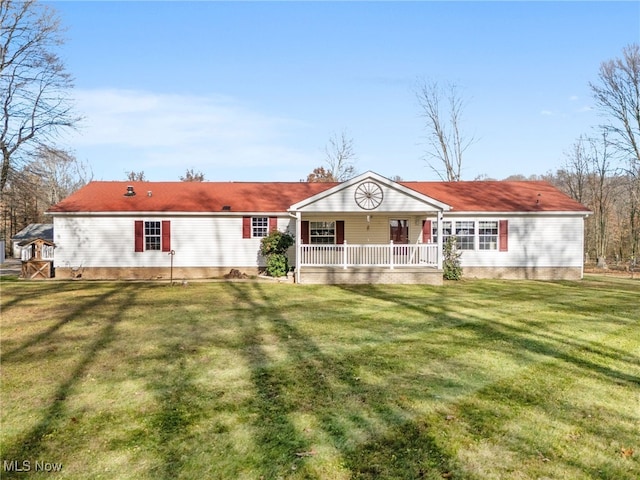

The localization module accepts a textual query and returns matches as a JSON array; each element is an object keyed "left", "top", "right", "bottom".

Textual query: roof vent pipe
[{"left": 124, "top": 186, "right": 136, "bottom": 197}]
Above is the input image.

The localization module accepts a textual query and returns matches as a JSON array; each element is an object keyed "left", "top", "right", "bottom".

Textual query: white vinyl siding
[
  {"left": 52, "top": 213, "right": 585, "bottom": 272},
  {"left": 53, "top": 215, "right": 294, "bottom": 269},
  {"left": 448, "top": 216, "right": 585, "bottom": 268}
]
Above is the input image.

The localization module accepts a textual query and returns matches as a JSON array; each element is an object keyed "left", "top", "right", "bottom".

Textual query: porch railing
[{"left": 300, "top": 242, "right": 438, "bottom": 269}]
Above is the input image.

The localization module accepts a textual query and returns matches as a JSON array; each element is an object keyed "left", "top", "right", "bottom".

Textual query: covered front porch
[{"left": 288, "top": 172, "right": 451, "bottom": 285}]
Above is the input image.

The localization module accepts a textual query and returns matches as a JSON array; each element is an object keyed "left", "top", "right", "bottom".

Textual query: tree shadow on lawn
[
  {"left": 144, "top": 345, "right": 206, "bottom": 480},
  {"left": 450, "top": 361, "right": 640, "bottom": 479},
  {"left": 1, "top": 284, "right": 139, "bottom": 478},
  {"left": 337, "top": 282, "right": 640, "bottom": 478},
  {"left": 228, "top": 282, "right": 457, "bottom": 479},
  {"left": 0, "top": 281, "right": 81, "bottom": 311},
  {"left": 1, "top": 282, "right": 121, "bottom": 363},
  {"left": 338, "top": 282, "right": 640, "bottom": 387}
]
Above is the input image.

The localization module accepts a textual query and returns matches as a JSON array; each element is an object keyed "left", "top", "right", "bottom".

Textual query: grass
[{"left": 0, "top": 276, "right": 638, "bottom": 479}]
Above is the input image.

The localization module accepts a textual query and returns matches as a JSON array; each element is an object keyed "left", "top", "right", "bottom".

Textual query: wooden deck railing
[{"left": 300, "top": 242, "right": 438, "bottom": 268}]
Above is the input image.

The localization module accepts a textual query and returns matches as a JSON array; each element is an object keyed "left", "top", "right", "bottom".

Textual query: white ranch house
[{"left": 46, "top": 171, "right": 590, "bottom": 284}]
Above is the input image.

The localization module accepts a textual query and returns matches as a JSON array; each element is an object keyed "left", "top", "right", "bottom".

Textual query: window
[
  {"left": 243, "top": 216, "right": 277, "bottom": 238},
  {"left": 310, "top": 221, "right": 335, "bottom": 244},
  {"left": 435, "top": 221, "right": 452, "bottom": 245},
  {"left": 145, "top": 221, "right": 161, "bottom": 250},
  {"left": 431, "top": 219, "right": 506, "bottom": 252},
  {"left": 252, "top": 217, "right": 268, "bottom": 237},
  {"left": 135, "top": 220, "right": 170, "bottom": 252},
  {"left": 455, "top": 221, "right": 475, "bottom": 250},
  {"left": 479, "top": 221, "right": 498, "bottom": 250}
]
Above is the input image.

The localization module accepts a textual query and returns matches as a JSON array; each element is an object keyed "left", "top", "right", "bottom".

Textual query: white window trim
[
  {"left": 252, "top": 217, "right": 269, "bottom": 238},
  {"left": 145, "top": 220, "right": 161, "bottom": 251},
  {"left": 309, "top": 221, "right": 336, "bottom": 244}
]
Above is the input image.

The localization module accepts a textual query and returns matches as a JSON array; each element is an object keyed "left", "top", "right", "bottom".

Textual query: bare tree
[
  {"left": 125, "top": 171, "right": 146, "bottom": 181},
  {"left": 1, "top": 147, "right": 90, "bottom": 249},
  {"left": 0, "top": 0, "right": 81, "bottom": 192},
  {"left": 590, "top": 43, "right": 640, "bottom": 262},
  {"left": 323, "top": 130, "right": 357, "bottom": 181},
  {"left": 33, "top": 146, "right": 92, "bottom": 203},
  {"left": 586, "top": 133, "right": 616, "bottom": 267},
  {"left": 416, "top": 80, "right": 475, "bottom": 181},
  {"left": 306, "top": 131, "right": 357, "bottom": 182},
  {"left": 558, "top": 136, "right": 591, "bottom": 204},
  {"left": 590, "top": 43, "right": 640, "bottom": 174},
  {"left": 180, "top": 168, "right": 205, "bottom": 182}
]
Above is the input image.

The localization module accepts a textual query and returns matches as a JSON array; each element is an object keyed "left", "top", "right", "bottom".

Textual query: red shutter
[
  {"left": 301, "top": 221, "right": 310, "bottom": 244},
  {"left": 161, "top": 221, "right": 171, "bottom": 252},
  {"left": 422, "top": 220, "right": 432, "bottom": 243},
  {"left": 499, "top": 220, "right": 508, "bottom": 252},
  {"left": 242, "top": 216, "right": 251, "bottom": 238},
  {"left": 269, "top": 217, "right": 278, "bottom": 233},
  {"left": 336, "top": 220, "right": 345, "bottom": 244},
  {"left": 134, "top": 221, "right": 144, "bottom": 252}
]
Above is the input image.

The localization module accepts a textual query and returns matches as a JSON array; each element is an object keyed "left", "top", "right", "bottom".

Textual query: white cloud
[
  {"left": 540, "top": 110, "right": 554, "bottom": 116},
  {"left": 71, "top": 88, "right": 314, "bottom": 172},
  {"left": 569, "top": 95, "right": 579, "bottom": 101}
]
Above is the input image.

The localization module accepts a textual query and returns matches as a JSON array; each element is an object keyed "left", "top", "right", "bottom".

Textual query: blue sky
[{"left": 50, "top": 1, "right": 639, "bottom": 182}]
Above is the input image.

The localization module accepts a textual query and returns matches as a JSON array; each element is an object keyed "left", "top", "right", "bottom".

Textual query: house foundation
[
  {"left": 299, "top": 266, "right": 443, "bottom": 285},
  {"left": 463, "top": 266, "right": 583, "bottom": 281},
  {"left": 53, "top": 266, "right": 262, "bottom": 280}
]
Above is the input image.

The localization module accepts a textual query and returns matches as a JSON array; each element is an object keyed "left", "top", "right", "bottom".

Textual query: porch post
[
  {"left": 295, "top": 211, "right": 301, "bottom": 284},
  {"left": 389, "top": 240, "right": 394, "bottom": 270},
  {"left": 437, "top": 211, "right": 443, "bottom": 270},
  {"left": 343, "top": 240, "right": 348, "bottom": 269}
]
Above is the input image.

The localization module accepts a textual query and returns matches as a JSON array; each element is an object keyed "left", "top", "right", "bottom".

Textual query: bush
[
  {"left": 260, "top": 230, "right": 295, "bottom": 277},
  {"left": 443, "top": 236, "right": 463, "bottom": 280},
  {"left": 266, "top": 253, "right": 289, "bottom": 277}
]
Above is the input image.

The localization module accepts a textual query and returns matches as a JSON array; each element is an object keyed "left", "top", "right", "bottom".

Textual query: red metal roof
[
  {"left": 400, "top": 180, "right": 590, "bottom": 212},
  {"left": 47, "top": 181, "right": 338, "bottom": 213},
  {"left": 47, "top": 180, "right": 589, "bottom": 214}
]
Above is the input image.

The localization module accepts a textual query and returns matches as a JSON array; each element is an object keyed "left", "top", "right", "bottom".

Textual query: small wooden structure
[{"left": 20, "top": 238, "right": 55, "bottom": 279}]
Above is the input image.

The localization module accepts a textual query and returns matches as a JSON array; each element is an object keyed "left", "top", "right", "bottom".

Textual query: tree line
[{"left": 554, "top": 44, "right": 639, "bottom": 268}]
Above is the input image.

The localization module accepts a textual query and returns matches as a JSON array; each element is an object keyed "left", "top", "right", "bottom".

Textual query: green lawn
[{"left": 1, "top": 276, "right": 638, "bottom": 479}]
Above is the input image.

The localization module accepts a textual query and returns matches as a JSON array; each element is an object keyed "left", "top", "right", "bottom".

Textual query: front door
[{"left": 389, "top": 219, "right": 409, "bottom": 244}]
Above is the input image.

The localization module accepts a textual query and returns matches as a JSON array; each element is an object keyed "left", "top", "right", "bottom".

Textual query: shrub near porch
[{"left": 0, "top": 277, "right": 638, "bottom": 479}]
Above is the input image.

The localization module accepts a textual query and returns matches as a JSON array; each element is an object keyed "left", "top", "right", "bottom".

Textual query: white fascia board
[
  {"left": 46, "top": 211, "right": 289, "bottom": 217},
  {"left": 442, "top": 211, "right": 592, "bottom": 217}
]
